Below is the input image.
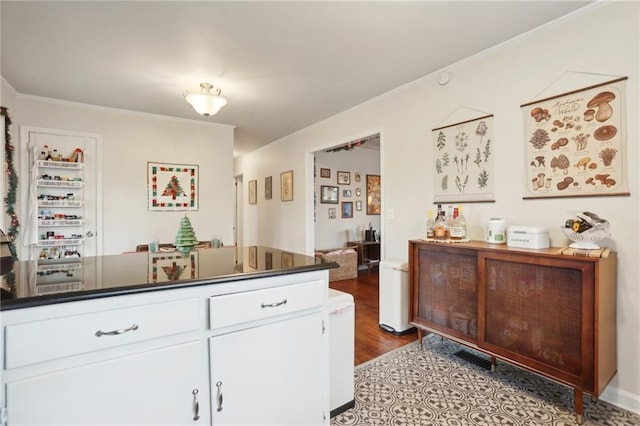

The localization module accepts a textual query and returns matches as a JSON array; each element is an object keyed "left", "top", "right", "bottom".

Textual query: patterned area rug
[{"left": 332, "top": 335, "right": 640, "bottom": 426}]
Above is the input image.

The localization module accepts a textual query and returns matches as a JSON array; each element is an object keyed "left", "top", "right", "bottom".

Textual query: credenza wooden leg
[
  {"left": 574, "top": 388, "right": 584, "bottom": 424},
  {"left": 417, "top": 328, "right": 423, "bottom": 349}
]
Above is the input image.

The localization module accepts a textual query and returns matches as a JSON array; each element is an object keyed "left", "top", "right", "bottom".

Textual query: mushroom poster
[
  {"left": 521, "top": 77, "right": 629, "bottom": 199},
  {"left": 432, "top": 115, "right": 495, "bottom": 203}
]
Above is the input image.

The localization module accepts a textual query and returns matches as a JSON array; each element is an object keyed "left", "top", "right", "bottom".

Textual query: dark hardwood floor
[{"left": 330, "top": 269, "right": 417, "bottom": 366}]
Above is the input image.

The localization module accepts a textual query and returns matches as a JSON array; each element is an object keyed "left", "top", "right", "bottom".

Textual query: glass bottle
[
  {"left": 449, "top": 207, "right": 464, "bottom": 240},
  {"left": 426, "top": 210, "right": 435, "bottom": 239},
  {"left": 456, "top": 205, "right": 467, "bottom": 239},
  {"left": 433, "top": 207, "right": 448, "bottom": 241}
]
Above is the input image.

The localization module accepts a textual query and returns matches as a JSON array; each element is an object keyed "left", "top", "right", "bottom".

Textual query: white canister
[{"left": 487, "top": 218, "right": 506, "bottom": 244}]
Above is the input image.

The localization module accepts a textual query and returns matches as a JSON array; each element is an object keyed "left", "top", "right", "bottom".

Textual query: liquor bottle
[
  {"left": 449, "top": 207, "right": 465, "bottom": 240},
  {"left": 433, "top": 207, "right": 448, "bottom": 241},
  {"left": 456, "top": 205, "right": 467, "bottom": 239},
  {"left": 426, "top": 210, "right": 435, "bottom": 239}
]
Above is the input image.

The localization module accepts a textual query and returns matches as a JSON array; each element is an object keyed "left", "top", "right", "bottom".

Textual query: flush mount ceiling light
[{"left": 184, "top": 82, "right": 227, "bottom": 116}]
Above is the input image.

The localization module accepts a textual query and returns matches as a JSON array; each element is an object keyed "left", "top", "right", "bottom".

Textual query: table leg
[{"left": 417, "top": 328, "right": 423, "bottom": 349}]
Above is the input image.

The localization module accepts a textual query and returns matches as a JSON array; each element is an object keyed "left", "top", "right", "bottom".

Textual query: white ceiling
[{"left": 1, "top": 1, "right": 592, "bottom": 156}]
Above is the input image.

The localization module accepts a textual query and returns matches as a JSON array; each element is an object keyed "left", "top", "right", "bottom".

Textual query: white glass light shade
[{"left": 184, "top": 83, "right": 228, "bottom": 116}]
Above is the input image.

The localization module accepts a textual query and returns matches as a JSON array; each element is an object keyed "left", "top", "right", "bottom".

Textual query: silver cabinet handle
[
  {"left": 95, "top": 323, "right": 139, "bottom": 337},
  {"left": 216, "top": 381, "right": 224, "bottom": 412},
  {"left": 261, "top": 299, "right": 287, "bottom": 308},
  {"left": 192, "top": 389, "right": 200, "bottom": 421}
]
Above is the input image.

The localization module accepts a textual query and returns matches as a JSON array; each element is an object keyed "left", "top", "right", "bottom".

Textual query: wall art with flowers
[{"left": 432, "top": 115, "right": 495, "bottom": 203}]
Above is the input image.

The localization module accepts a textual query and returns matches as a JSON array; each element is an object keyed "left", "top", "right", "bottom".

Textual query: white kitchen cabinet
[
  {"left": 209, "top": 279, "right": 329, "bottom": 425},
  {"left": 1, "top": 268, "right": 330, "bottom": 426},
  {"left": 5, "top": 340, "right": 207, "bottom": 426},
  {"left": 210, "top": 312, "right": 326, "bottom": 425}
]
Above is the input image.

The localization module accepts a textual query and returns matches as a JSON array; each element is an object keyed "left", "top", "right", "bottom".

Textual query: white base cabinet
[
  {"left": 1, "top": 270, "right": 330, "bottom": 426},
  {"left": 6, "top": 341, "right": 206, "bottom": 425},
  {"left": 210, "top": 312, "right": 325, "bottom": 425}
]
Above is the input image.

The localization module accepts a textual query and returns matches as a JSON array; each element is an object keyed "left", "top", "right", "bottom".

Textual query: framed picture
[
  {"left": 148, "top": 162, "right": 198, "bottom": 211},
  {"left": 355, "top": 172, "right": 361, "bottom": 182},
  {"left": 148, "top": 252, "right": 198, "bottom": 283},
  {"left": 521, "top": 77, "right": 629, "bottom": 199},
  {"left": 337, "top": 171, "right": 350, "bottom": 185},
  {"left": 343, "top": 189, "right": 352, "bottom": 197},
  {"left": 281, "top": 252, "right": 294, "bottom": 268},
  {"left": 432, "top": 115, "right": 495, "bottom": 203},
  {"left": 328, "top": 208, "right": 337, "bottom": 219},
  {"left": 265, "top": 251, "right": 273, "bottom": 270},
  {"left": 341, "top": 201, "right": 353, "bottom": 218},
  {"left": 265, "top": 176, "right": 272, "bottom": 200},
  {"left": 320, "top": 168, "right": 331, "bottom": 178},
  {"left": 355, "top": 187, "right": 362, "bottom": 197},
  {"left": 366, "top": 174, "right": 381, "bottom": 215},
  {"left": 248, "top": 245, "right": 257, "bottom": 269},
  {"left": 320, "top": 185, "right": 339, "bottom": 204},
  {"left": 248, "top": 180, "right": 257, "bottom": 204},
  {"left": 356, "top": 200, "right": 362, "bottom": 211},
  {"left": 281, "top": 170, "right": 294, "bottom": 201}
]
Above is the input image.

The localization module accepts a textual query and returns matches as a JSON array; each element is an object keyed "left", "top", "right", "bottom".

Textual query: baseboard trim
[
  {"left": 330, "top": 399, "right": 355, "bottom": 418},
  {"left": 600, "top": 385, "right": 640, "bottom": 415}
]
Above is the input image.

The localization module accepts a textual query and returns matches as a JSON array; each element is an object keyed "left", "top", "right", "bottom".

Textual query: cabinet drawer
[
  {"left": 209, "top": 280, "right": 325, "bottom": 330},
  {"left": 5, "top": 298, "right": 199, "bottom": 369}
]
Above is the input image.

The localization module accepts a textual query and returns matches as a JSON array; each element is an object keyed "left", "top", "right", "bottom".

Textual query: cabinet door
[
  {"left": 6, "top": 341, "right": 208, "bottom": 425},
  {"left": 478, "top": 252, "right": 595, "bottom": 390},
  {"left": 411, "top": 244, "right": 478, "bottom": 343},
  {"left": 210, "top": 312, "right": 327, "bottom": 425}
]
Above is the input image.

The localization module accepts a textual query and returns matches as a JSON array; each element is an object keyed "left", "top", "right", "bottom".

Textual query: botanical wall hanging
[
  {"left": 521, "top": 77, "right": 629, "bottom": 199},
  {"left": 432, "top": 115, "right": 495, "bottom": 203},
  {"left": 148, "top": 162, "right": 198, "bottom": 211}
]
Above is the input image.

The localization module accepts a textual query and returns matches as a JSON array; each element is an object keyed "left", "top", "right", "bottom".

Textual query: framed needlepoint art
[{"left": 148, "top": 162, "right": 198, "bottom": 211}]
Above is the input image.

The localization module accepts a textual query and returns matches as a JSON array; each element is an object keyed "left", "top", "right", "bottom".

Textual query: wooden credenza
[{"left": 408, "top": 240, "right": 617, "bottom": 424}]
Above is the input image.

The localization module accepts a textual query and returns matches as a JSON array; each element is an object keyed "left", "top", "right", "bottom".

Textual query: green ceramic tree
[{"left": 174, "top": 215, "right": 198, "bottom": 253}]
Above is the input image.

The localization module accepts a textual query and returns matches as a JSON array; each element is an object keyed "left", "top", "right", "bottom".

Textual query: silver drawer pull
[
  {"left": 216, "top": 381, "right": 224, "bottom": 412},
  {"left": 192, "top": 389, "right": 200, "bottom": 421},
  {"left": 261, "top": 299, "right": 287, "bottom": 308},
  {"left": 95, "top": 323, "right": 139, "bottom": 337}
]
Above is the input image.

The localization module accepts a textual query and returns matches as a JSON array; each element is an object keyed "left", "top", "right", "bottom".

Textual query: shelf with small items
[
  {"left": 38, "top": 200, "right": 83, "bottom": 208},
  {"left": 36, "top": 179, "right": 83, "bottom": 188},
  {"left": 38, "top": 245, "right": 82, "bottom": 262},
  {"left": 37, "top": 237, "right": 83, "bottom": 247},
  {"left": 37, "top": 261, "right": 83, "bottom": 273},
  {"left": 38, "top": 219, "right": 83, "bottom": 227},
  {"left": 36, "top": 159, "right": 84, "bottom": 170}
]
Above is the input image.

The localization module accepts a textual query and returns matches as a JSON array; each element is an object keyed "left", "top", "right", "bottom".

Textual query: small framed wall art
[
  {"left": 248, "top": 180, "right": 257, "bottom": 204},
  {"left": 328, "top": 208, "right": 337, "bottom": 219},
  {"left": 148, "top": 162, "right": 199, "bottom": 211},
  {"left": 281, "top": 170, "right": 294, "bottom": 201},
  {"left": 320, "top": 185, "right": 339, "bottom": 204},
  {"left": 320, "top": 168, "right": 331, "bottom": 178},
  {"left": 355, "top": 200, "right": 362, "bottom": 211},
  {"left": 337, "top": 171, "right": 350, "bottom": 185},
  {"left": 342, "top": 201, "right": 353, "bottom": 218},
  {"left": 265, "top": 176, "right": 272, "bottom": 200}
]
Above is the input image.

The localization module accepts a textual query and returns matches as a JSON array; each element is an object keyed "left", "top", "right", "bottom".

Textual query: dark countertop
[{"left": 1, "top": 246, "right": 337, "bottom": 311}]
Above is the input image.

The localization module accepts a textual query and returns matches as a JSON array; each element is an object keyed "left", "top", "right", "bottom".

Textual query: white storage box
[
  {"left": 328, "top": 289, "right": 355, "bottom": 416},
  {"left": 379, "top": 259, "right": 414, "bottom": 335},
  {"left": 507, "top": 226, "right": 550, "bottom": 249}
]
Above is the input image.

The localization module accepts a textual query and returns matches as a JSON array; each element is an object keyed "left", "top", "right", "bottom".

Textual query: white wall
[
  {"left": 314, "top": 148, "right": 380, "bottom": 249},
  {"left": 12, "top": 95, "right": 235, "bottom": 255},
  {"left": 236, "top": 2, "right": 640, "bottom": 412}
]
